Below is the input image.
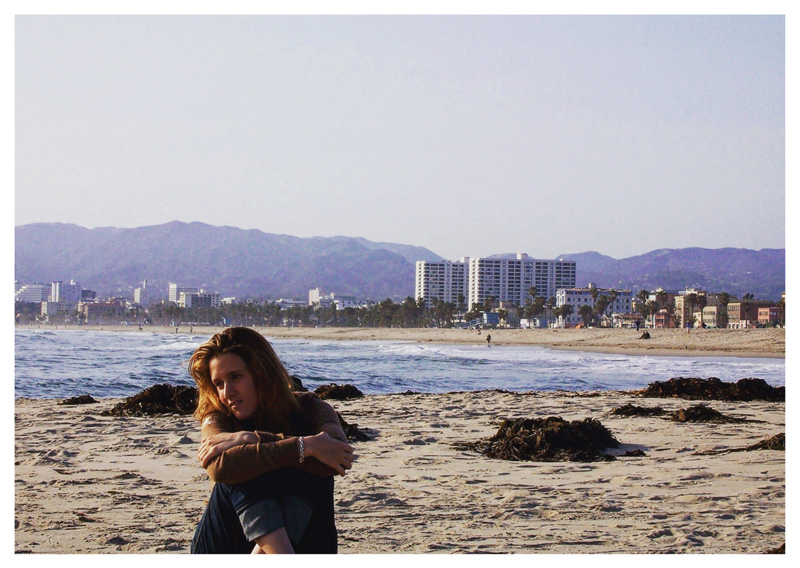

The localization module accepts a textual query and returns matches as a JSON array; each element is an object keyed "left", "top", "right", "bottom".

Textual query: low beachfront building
[
  {"left": 758, "top": 307, "right": 780, "bottom": 326},
  {"left": 179, "top": 290, "right": 221, "bottom": 308},
  {"left": 555, "top": 284, "right": 633, "bottom": 328},
  {"left": 726, "top": 301, "right": 774, "bottom": 329},
  {"left": 332, "top": 294, "right": 358, "bottom": 310},
  {"left": 702, "top": 305, "right": 724, "bottom": 328},
  {"left": 79, "top": 299, "right": 126, "bottom": 324}
]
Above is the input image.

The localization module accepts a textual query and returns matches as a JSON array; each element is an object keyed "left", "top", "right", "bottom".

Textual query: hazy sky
[{"left": 15, "top": 14, "right": 785, "bottom": 261}]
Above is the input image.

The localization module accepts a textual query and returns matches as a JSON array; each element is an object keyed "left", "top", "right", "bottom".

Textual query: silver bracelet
[{"left": 298, "top": 436, "right": 305, "bottom": 463}]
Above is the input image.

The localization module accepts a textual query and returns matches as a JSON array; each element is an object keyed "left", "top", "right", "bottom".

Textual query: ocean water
[{"left": 14, "top": 329, "right": 785, "bottom": 399}]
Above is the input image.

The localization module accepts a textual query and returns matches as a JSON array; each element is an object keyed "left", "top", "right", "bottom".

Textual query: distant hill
[
  {"left": 14, "top": 222, "right": 442, "bottom": 301},
  {"left": 14, "top": 222, "right": 784, "bottom": 302},
  {"left": 558, "top": 248, "right": 785, "bottom": 301}
]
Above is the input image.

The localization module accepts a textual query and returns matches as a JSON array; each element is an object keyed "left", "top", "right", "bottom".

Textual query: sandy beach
[
  {"left": 14, "top": 388, "right": 784, "bottom": 554},
  {"left": 20, "top": 325, "right": 786, "bottom": 359}
]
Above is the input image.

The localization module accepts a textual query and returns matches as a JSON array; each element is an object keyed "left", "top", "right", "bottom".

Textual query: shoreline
[
  {"left": 14, "top": 390, "right": 785, "bottom": 553},
  {"left": 16, "top": 324, "right": 786, "bottom": 359}
]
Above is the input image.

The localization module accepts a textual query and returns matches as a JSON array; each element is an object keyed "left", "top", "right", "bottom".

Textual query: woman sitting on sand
[{"left": 188, "top": 327, "right": 354, "bottom": 554}]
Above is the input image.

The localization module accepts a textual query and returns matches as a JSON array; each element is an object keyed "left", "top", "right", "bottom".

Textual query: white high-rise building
[
  {"left": 168, "top": 283, "right": 198, "bottom": 304},
  {"left": 15, "top": 284, "right": 50, "bottom": 303},
  {"left": 415, "top": 254, "right": 576, "bottom": 311},
  {"left": 467, "top": 254, "right": 576, "bottom": 309},
  {"left": 415, "top": 258, "right": 470, "bottom": 309},
  {"left": 133, "top": 280, "right": 148, "bottom": 307},
  {"left": 51, "top": 280, "right": 82, "bottom": 308}
]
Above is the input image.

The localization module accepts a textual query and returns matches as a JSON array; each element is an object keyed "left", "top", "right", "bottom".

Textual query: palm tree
[
  {"left": 594, "top": 295, "right": 610, "bottom": 326},
  {"left": 558, "top": 304, "right": 574, "bottom": 327},
  {"left": 635, "top": 301, "right": 648, "bottom": 327},
  {"left": 685, "top": 292, "right": 699, "bottom": 328},
  {"left": 636, "top": 290, "right": 649, "bottom": 325},
  {"left": 716, "top": 292, "right": 731, "bottom": 329},
  {"left": 546, "top": 297, "right": 556, "bottom": 328},
  {"left": 579, "top": 304, "right": 594, "bottom": 326},
  {"left": 606, "top": 289, "right": 619, "bottom": 321},
  {"left": 646, "top": 300, "right": 659, "bottom": 327},
  {"left": 497, "top": 308, "right": 508, "bottom": 327},
  {"left": 696, "top": 294, "right": 708, "bottom": 326}
]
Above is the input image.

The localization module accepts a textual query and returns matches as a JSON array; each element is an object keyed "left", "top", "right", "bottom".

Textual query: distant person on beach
[
  {"left": 486, "top": 333, "right": 492, "bottom": 345},
  {"left": 189, "top": 327, "right": 354, "bottom": 554}
]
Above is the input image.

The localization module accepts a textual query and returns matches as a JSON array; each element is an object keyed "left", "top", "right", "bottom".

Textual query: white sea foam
[{"left": 14, "top": 330, "right": 785, "bottom": 398}]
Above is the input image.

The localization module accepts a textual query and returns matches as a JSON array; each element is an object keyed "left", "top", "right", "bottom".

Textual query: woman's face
[{"left": 209, "top": 353, "right": 259, "bottom": 421}]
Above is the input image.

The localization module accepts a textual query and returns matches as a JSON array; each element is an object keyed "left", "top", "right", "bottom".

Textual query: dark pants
[{"left": 191, "top": 468, "right": 337, "bottom": 554}]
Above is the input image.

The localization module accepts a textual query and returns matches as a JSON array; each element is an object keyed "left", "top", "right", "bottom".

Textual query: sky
[{"left": 13, "top": 9, "right": 787, "bottom": 261}]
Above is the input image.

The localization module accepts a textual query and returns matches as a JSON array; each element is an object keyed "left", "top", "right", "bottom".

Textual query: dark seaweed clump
[
  {"left": 746, "top": 433, "right": 785, "bottom": 451},
  {"left": 314, "top": 383, "right": 364, "bottom": 400},
  {"left": 101, "top": 384, "right": 198, "bottom": 416},
  {"left": 336, "top": 411, "right": 372, "bottom": 442},
  {"left": 611, "top": 404, "right": 665, "bottom": 417},
  {"left": 699, "top": 433, "right": 785, "bottom": 456},
  {"left": 457, "top": 416, "right": 619, "bottom": 462},
  {"left": 60, "top": 394, "right": 99, "bottom": 405},
  {"left": 638, "top": 377, "right": 784, "bottom": 402},
  {"left": 667, "top": 404, "right": 751, "bottom": 423}
]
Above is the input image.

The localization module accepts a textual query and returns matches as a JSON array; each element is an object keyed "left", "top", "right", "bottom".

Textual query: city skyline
[{"left": 14, "top": 13, "right": 785, "bottom": 261}]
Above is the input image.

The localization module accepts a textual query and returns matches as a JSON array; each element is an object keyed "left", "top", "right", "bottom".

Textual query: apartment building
[
  {"left": 415, "top": 254, "right": 576, "bottom": 311},
  {"left": 728, "top": 301, "right": 774, "bottom": 329},
  {"left": 758, "top": 307, "right": 780, "bottom": 326},
  {"left": 133, "top": 280, "right": 149, "bottom": 307},
  {"left": 179, "top": 291, "right": 221, "bottom": 308},
  {"left": 556, "top": 284, "right": 633, "bottom": 327},
  {"left": 467, "top": 254, "right": 575, "bottom": 309},
  {"left": 79, "top": 299, "right": 126, "bottom": 324},
  {"left": 414, "top": 258, "right": 470, "bottom": 309},
  {"left": 15, "top": 284, "right": 50, "bottom": 303},
  {"left": 702, "top": 305, "right": 723, "bottom": 328},
  {"left": 168, "top": 283, "right": 198, "bottom": 304},
  {"left": 51, "top": 280, "right": 82, "bottom": 308},
  {"left": 673, "top": 289, "right": 706, "bottom": 328}
]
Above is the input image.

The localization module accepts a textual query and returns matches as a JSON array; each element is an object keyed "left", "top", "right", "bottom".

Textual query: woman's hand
[
  {"left": 303, "top": 432, "right": 354, "bottom": 476},
  {"left": 199, "top": 431, "right": 258, "bottom": 468}
]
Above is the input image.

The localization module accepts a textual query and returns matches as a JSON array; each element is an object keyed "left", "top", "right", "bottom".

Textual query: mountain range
[{"left": 14, "top": 222, "right": 785, "bottom": 301}]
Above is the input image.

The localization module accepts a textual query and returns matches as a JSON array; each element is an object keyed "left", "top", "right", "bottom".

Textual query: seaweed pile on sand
[
  {"left": 611, "top": 402, "right": 756, "bottom": 423},
  {"left": 315, "top": 383, "right": 364, "bottom": 400},
  {"left": 101, "top": 384, "right": 198, "bottom": 416},
  {"left": 456, "top": 416, "right": 619, "bottom": 462},
  {"left": 60, "top": 394, "right": 99, "bottom": 405},
  {"left": 637, "top": 377, "right": 784, "bottom": 402},
  {"left": 336, "top": 411, "right": 373, "bottom": 442},
  {"left": 698, "top": 433, "right": 785, "bottom": 455},
  {"left": 667, "top": 404, "right": 753, "bottom": 423},
  {"left": 610, "top": 404, "right": 665, "bottom": 417}
]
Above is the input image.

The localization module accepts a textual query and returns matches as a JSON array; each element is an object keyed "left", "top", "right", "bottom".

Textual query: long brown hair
[{"left": 189, "top": 327, "right": 299, "bottom": 431}]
